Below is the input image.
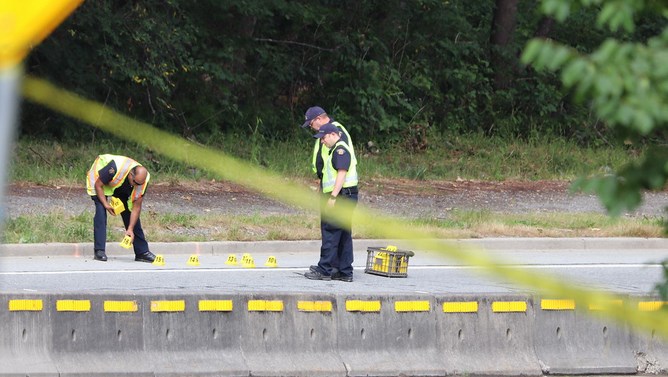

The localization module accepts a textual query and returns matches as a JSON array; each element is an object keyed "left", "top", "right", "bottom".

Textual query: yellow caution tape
[
  {"left": 21, "top": 76, "right": 668, "bottom": 341},
  {"left": 0, "top": 0, "right": 83, "bottom": 68}
]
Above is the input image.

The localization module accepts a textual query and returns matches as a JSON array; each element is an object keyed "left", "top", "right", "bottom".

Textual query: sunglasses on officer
[{"left": 129, "top": 170, "right": 145, "bottom": 186}]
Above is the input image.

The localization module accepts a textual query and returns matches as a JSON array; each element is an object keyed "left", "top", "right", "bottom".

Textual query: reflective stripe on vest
[
  {"left": 321, "top": 141, "right": 358, "bottom": 193},
  {"left": 312, "top": 122, "right": 354, "bottom": 174},
  {"left": 85, "top": 154, "right": 149, "bottom": 209}
]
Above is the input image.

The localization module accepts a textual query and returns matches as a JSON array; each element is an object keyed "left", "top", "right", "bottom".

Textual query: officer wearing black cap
[
  {"left": 301, "top": 106, "right": 356, "bottom": 276},
  {"left": 301, "top": 106, "right": 354, "bottom": 181},
  {"left": 304, "top": 123, "right": 359, "bottom": 282}
]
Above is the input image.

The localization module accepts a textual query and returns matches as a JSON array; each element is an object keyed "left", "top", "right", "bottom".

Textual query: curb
[{"left": 1, "top": 237, "right": 667, "bottom": 257}]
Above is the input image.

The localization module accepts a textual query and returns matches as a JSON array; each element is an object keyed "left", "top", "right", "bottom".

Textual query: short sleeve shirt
[
  {"left": 330, "top": 143, "right": 352, "bottom": 171},
  {"left": 316, "top": 122, "right": 350, "bottom": 177}
]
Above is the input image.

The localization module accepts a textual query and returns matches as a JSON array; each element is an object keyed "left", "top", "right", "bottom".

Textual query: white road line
[{"left": 0, "top": 263, "right": 662, "bottom": 276}]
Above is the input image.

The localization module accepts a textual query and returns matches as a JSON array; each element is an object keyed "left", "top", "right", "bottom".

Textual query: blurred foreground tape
[
  {"left": 21, "top": 75, "right": 668, "bottom": 340},
  {"left": 0, "top": 0, "right": 83, "bottom": 68}
]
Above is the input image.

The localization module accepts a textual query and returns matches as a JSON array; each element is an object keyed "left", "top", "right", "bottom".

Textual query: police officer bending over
[{"left": 86, "top": 154, "right": 155, "bottom": 263}]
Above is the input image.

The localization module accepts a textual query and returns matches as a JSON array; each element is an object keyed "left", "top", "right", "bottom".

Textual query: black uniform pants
[
  {"left": 92, "top": 196, "right": 149, "bottom": 255},
  {"left": 317, "top": 187, "right": 358, "bottom": 277}
]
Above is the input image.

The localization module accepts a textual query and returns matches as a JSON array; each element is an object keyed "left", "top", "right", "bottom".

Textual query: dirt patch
[{"left": 5, "top": 178, "right": 667, "bottom": 219}]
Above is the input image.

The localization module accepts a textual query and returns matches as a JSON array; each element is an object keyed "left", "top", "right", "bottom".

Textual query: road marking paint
[{"left": 0, "top": 263, "right": 663, "bottom": 276}]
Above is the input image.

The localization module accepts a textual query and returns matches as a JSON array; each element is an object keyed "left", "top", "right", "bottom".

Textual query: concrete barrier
[
  {"left": 1, "top": 292, "right": 667, "bottom": 376},
  {"left": 533, "top": 298, "right": 636, "bottom": 374},
  {"left": 337, "top": 294, "right": 446, "bottom": 376},
  {"left": 436, "top": 294, "right": 542, "bottom": 376},
  {"left": 238, "top": 293, "right": 344, "bottom": 376},
  {"left": 630, "top": 299, "right": 668, "bottom": 374},
  {"left": 0, "top": 293, "right": 57, "bottom": 376}
]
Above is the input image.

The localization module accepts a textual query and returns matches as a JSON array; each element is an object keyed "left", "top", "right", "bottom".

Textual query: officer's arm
[
  {"left": 330, "top": 170, "right": 347, "bottom": 198},
  {"left": 125, "top": 195, "right": 143, "bottom": 240},
  {"left": 94, "top": 178, "right": 115, "bottom": 215},
  {"left": 327, "top": 169, "right": 348, "bottom": 208}
]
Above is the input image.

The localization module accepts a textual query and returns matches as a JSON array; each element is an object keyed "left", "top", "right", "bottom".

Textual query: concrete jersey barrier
[{"left": 1, "top": 291, "right": 667, "bottom": 376}]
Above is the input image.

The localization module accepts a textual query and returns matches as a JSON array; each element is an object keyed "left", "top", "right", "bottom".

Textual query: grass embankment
[{"left": 4, "top": 133, "right": 665, "bottom": 244}]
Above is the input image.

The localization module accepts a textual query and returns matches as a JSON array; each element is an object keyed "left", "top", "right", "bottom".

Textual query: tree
[
  {"left": 489, "top": 0, "right": 520, "bottom": 90},
  {"left": 521, "top": 0, "right": 668, "bottom": 295}
]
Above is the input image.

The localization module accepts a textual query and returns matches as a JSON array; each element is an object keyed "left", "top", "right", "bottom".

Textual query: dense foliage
[
  {"left": 522, "top": 0, "right": 668, "bottom": 219},
  {"left": 23, "top": 0, "right": 664, "bottom": 147}
]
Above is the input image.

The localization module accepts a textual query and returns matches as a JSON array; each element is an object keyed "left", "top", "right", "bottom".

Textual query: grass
[
  {"left": 4, "top": 133, "right": 663, "bottom": 244},
  {"left": 11, "top": 131, "right": 636, "bottom": 184},
  {"left": 3, "top": 209, "right": 664, "bottom": 244}
]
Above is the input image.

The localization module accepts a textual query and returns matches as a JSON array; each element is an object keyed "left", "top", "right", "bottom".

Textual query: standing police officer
[
  {"left": 304, "top": 123, "right": 359, "bottom": 282},
  {"left": 301, "top": 106, "right": 355, "bottom": 274},
  {"left": 86, "top": 154, "right": 155, "bottom": 262},
  {"left": 301, "top": 106, "right": 354, "bottom": 182}
]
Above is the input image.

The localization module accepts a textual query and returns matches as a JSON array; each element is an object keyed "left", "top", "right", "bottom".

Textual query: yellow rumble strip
[
  {"left": 56, "top": 300, "right": 91, "bottom": 312},
  {"left": 247, "top": 300, "right": 284, "bottom": 312},
  {"left": 443, "top": 301, "right": 479, "bottom": 313},
  {"left": 199, "top": 300, "right": 233, "bottom": 312},
  {"left": 346, "top": 300, "right": 381, "bottom": 312},
  {"left": 395, "top": 301, "right": 430, "bottom": 312},
  {"left": 492, "top": 301, "right": 527, "bottom": 313},
  {"left": 9, "top": 299, "right": 43, "bottom": 311},
  {"left": 297, "top": 300, "right": 333, "bottom": 312},
  {"left": 104, "top": 301, "right": 138, "bottom": 312},
  {"left": 150, "top": 300, "right": 185, "bottom": 312},
  {"left": 541, "top": 299, "right": 575, "bottom": 311},
  {"left": 638, "top": 301, "right": 666, "bottom": 312}
]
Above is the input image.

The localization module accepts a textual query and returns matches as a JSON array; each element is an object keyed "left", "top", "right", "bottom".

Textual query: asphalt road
[{"left": 2, "top": 239, "right": 667, "bottom": 295}]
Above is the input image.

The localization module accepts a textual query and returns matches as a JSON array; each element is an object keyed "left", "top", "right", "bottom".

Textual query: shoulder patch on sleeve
[
  {"left": 337, "top": 148, "right": 345, "bottom": 155},
  {"left": 109, "top": 167, "right": 115, "bottom": 175}
]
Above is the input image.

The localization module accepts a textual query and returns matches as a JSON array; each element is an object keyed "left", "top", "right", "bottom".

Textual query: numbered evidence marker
[
  {"left": 264, "top": 256, "right": 277, "bottom": 267},
  {"left": 187, "top": 254, "right": 200, "bottom": 266},
  {"left": 120, "top": 235, "right": 132, "bottom": 249},
  {"left": 225, "top": 254, "right": 238, "bottom": 265}
]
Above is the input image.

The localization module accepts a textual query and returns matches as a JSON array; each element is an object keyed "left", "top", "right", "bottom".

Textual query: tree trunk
[
  {"left": 489, "top": 0, "right": 520, "bottom": 90},
  {"left": 534, "top": 16, "right": 555, "bottom": 38}
]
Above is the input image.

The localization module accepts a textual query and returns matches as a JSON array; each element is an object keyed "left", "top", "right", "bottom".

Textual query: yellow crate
[{"left": 364, "top": 247, "right": 414, "bottom": 278}]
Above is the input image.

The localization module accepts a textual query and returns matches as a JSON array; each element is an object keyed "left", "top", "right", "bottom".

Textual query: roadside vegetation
[{"left": 5, "top": 135, "right": 664, "bottom": 244}]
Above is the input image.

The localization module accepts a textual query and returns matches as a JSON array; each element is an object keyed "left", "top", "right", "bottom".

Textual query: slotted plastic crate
[{"left": 364, "top": 247, "right": 414, "bottom": 278}]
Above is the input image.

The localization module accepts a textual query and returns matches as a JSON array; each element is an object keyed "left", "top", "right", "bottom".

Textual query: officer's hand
[
  {"left": 125, "top": 229, "right": 135, "bottom": 242},
  {"left": 105, "top": 204, "right": 115, "bottom": 216}
]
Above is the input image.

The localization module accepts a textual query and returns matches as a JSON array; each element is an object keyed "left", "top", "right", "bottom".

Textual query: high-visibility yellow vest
[
  {"left": 321, "top": 141, "right": 358, "bottom": 194},
  {"left": 312, "top": 121, "right": 354, "bottom": 175},
  {"left": 86, "top": 154, "right": 150, "bottom": 210}
]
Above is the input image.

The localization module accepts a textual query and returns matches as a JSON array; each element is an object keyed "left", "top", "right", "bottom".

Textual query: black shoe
[
  {"left": 304, "top": 270, "right": 331, "bottom": 281},
  {"left": 332, "top": 272, "right": 353, "bottom": 282},
  {"left": 135, "top": 251, "right": 156, "bottom": 263},
  {"left": 310, "top": 265, "right": 339, "bottom": 273},
  {"left": 94, "top": 250, "right": 107, "bottom": 262}
]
